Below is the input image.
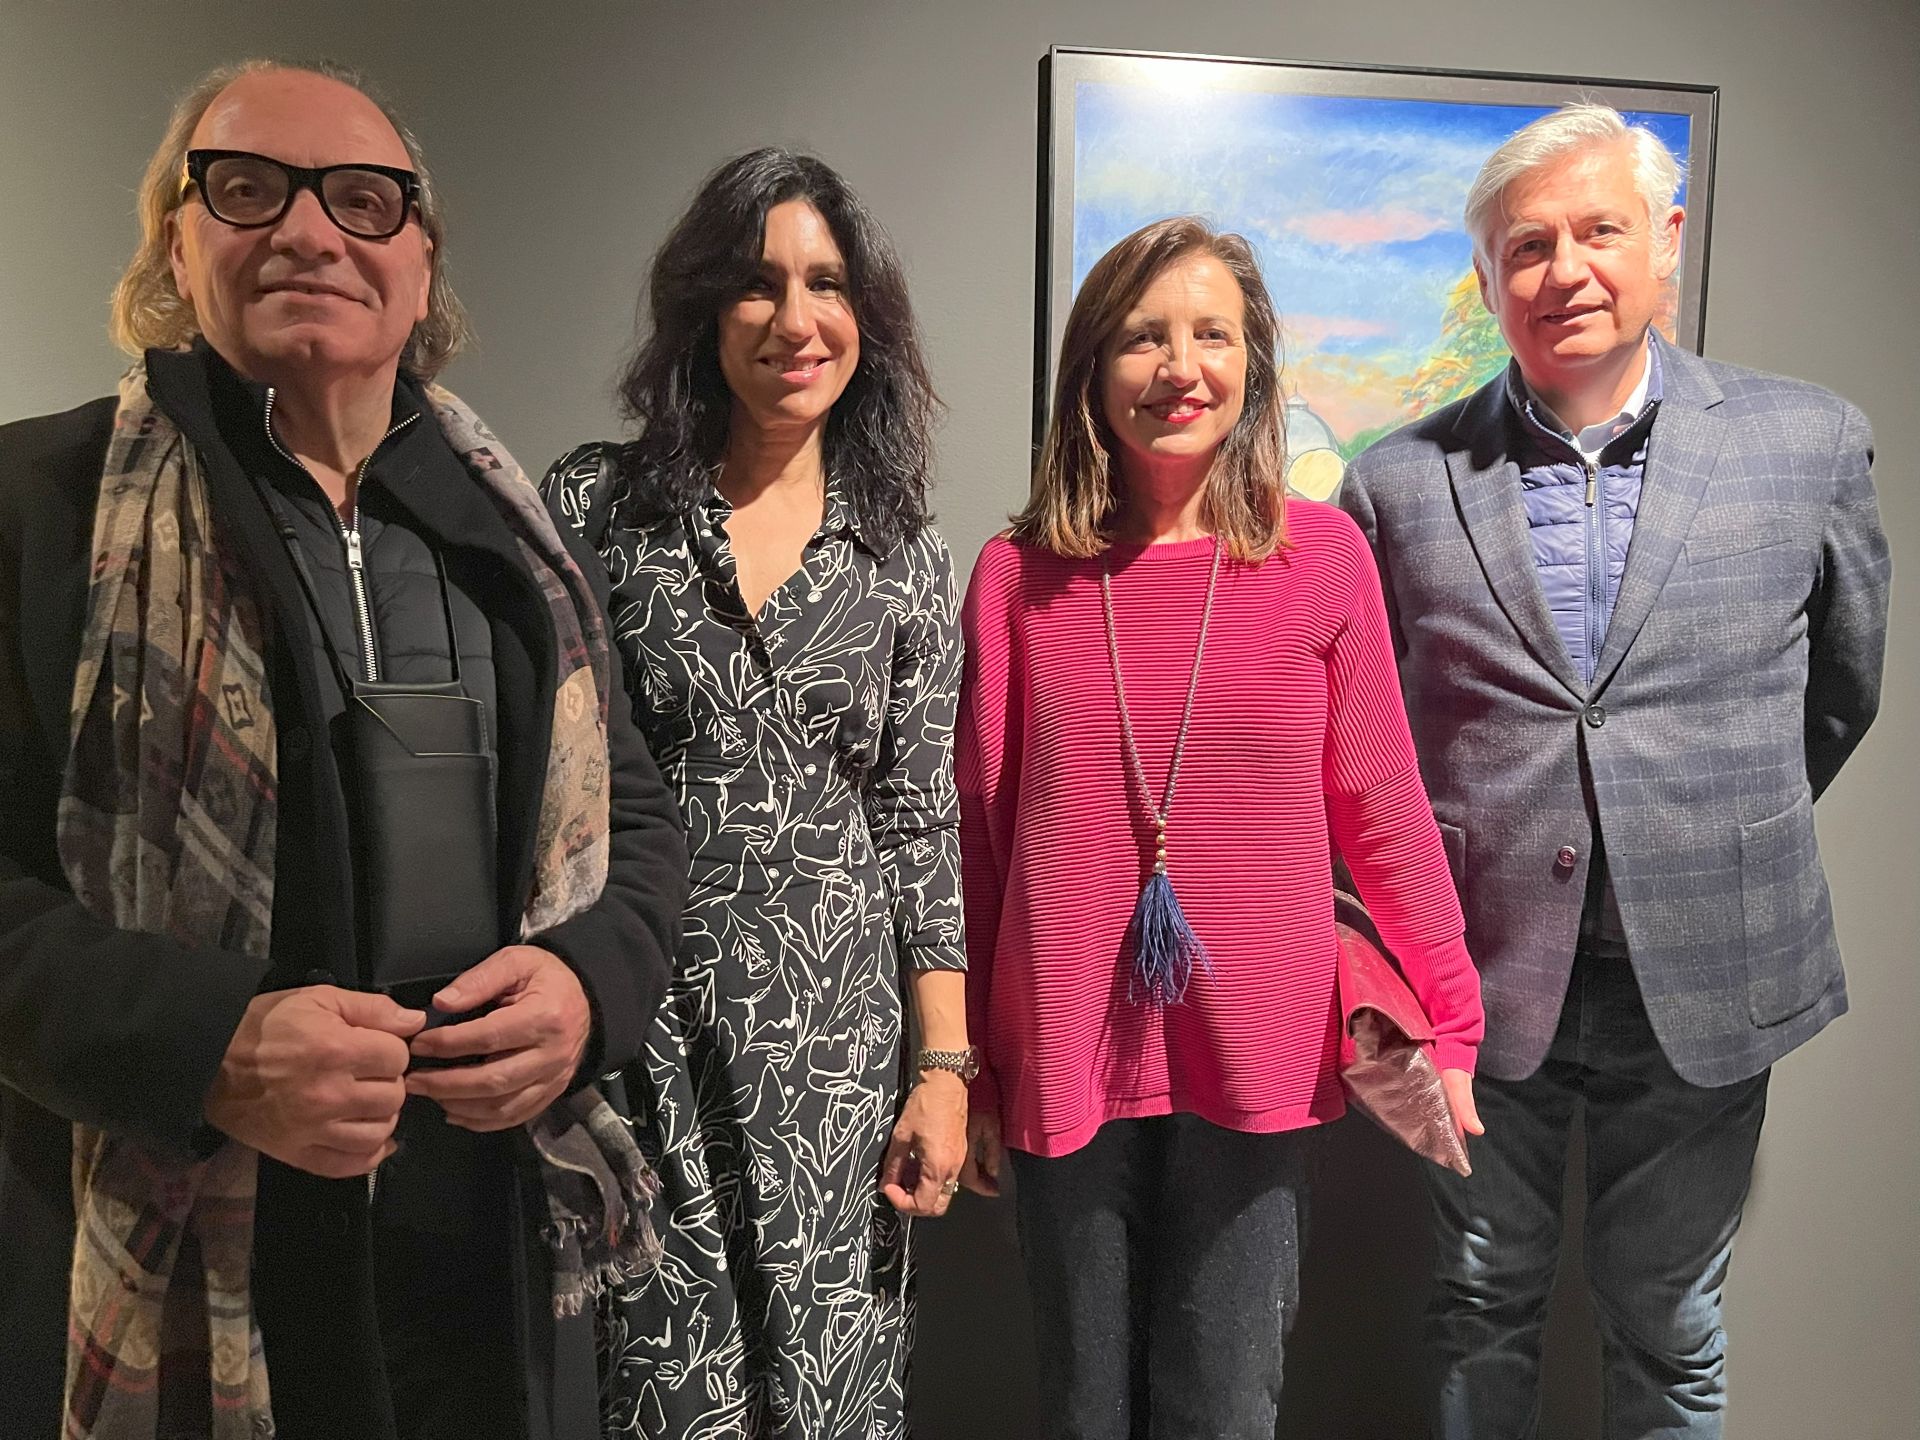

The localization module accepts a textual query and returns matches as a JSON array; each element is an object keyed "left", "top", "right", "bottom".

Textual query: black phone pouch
[{"left": 344, "top": 676, "right": 501, "bottom": 992}]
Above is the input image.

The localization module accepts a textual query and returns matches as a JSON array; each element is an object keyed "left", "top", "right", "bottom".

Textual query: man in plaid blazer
[{"left": 1341, "top": 104, "right": 1889, "bottom": 1438}]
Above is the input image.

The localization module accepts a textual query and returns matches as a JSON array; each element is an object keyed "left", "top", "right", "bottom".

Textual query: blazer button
[
  {"left": 1556, "top": 845, "right": 1578, "bottom": 869},
  {"left": 1584, "top": 705, "right": 1607, "bottom": 728},
  {"left": 281, "top": 726, "right": 311, "bottom": 761}
]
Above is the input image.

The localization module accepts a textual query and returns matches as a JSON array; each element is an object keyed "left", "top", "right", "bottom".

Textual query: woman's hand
[
  {"left": 1442, "top": 1068, "right": 1485, "bottom": 1143},
  {"left": 959, "top": 1108, "right": 1005, "bottom": 1198},
  {"left": 881, "top": 1070, "right": 968, "bottom": 1217}
]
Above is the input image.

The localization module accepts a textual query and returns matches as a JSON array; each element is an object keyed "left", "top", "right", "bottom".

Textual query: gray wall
[{"left": 4, "top": 1, "right": 1915, "bottom": 1434}]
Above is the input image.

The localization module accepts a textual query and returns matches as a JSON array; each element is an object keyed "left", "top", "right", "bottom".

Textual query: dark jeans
[
  {"left": 1011, "top": 1113, "right": 1316, "bottom": 1440},
  {"left": 1425, "top": 956, "right": 1769, "bottom": 1440}
]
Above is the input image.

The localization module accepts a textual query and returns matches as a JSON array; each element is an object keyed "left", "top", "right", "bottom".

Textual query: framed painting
[{"left": 1036, "top": 48, "right": 1717, "bottom": 499}]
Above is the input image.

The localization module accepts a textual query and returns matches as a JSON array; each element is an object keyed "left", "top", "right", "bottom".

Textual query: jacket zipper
[
  {"left": 341, "top": 526, "right": 380, "bottom": 682},
  {"left": 262, "top": 390, "right": 420, "bottom": 1202},
  {"left": 262, "top": 388, "right": 419, "bottom": 682},
  {"left": 1584, "top": 458, "right": 1605, "bottom": 675}
]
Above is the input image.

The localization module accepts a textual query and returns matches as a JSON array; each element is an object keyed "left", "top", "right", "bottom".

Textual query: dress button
[
  {"left": 1584, "top": 704, "right": 1607, "bottom": 728},
  {"left": 1556, "top": 845, "right": 1578, "bottom": 869}
]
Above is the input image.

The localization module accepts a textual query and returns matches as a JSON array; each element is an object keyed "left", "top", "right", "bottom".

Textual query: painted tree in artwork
[{"left": 1402, "top": 270, "right": 1509, "bottom": 415}]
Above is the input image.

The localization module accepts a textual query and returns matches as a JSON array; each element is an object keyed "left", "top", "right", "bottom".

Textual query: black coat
[{"left": 0, "top": 349, "right": 689, "bottom": 1440}]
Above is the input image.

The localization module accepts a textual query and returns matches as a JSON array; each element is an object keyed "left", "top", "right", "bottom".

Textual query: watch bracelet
[{"left": 915, "top": 1046, "right": 978, "bottom": 1080}]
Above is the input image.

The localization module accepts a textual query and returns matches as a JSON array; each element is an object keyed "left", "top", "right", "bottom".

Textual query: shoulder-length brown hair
[
  {"left": 109, "top": 58, "right": 470, "bottom": 381},
  {"left": 1014, "top": 216, "right": 1288, "bottom": 562}
]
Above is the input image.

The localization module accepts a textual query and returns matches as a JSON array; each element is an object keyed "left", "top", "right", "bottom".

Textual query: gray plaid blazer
[{"left": 1340, "top": 334, "right": 1890, "bottom": 1085}]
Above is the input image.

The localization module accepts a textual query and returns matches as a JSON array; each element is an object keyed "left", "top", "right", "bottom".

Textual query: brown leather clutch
[{"left": 1334, "top": 889, "right": 1472, "bottom": 1176}]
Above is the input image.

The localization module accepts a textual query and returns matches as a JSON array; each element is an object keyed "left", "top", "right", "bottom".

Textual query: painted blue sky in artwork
[{"left": 1070, "top": 81, "right": 1693, "bottom": 371}]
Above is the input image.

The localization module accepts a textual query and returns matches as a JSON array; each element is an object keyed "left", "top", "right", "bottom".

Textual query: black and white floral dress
[{"left": 543, "top": 446, "right": 966, "bottom": 1440}]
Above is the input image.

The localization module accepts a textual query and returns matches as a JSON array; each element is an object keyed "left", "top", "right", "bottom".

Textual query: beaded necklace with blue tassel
[{"left": 1100, "top": 536, "right": 1221, "bottom": 1006}]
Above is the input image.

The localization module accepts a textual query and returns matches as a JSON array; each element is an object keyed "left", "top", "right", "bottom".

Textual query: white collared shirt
[{"left": 1524, "top": 343, "right": 1655, "bottom": 463}]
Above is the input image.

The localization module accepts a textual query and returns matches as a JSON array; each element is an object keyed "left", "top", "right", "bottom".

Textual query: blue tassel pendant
[
  {"left": 1126, "top": 823, "right": 1211, "bottom": 1006},
  {"left": 1101, "top": 542, "right": 1223, "bottom": 1009}
]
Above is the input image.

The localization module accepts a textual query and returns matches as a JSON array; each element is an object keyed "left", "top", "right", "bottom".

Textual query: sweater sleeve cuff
[{"left": 1400, "top": 934, "right": 1485, "bottom": 1076}]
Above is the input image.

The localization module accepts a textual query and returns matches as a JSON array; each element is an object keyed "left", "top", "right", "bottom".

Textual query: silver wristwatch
[{"left": 915, "top": 1046, "right": 981, "bottom": 1084}]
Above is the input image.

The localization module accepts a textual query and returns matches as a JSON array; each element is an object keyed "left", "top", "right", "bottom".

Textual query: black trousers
[
  {"left": 1011, "top": 1114, "right": 1317, "bottom": 1440},
  {"left": 371, "top": 1224, "right": 519, "bottom": 1439},
  {"left": 252, "top": 1109, "right": 522, "bottom": 1440},
  {"left": 371, "top": 1103, "right": 522, "bottom": 1440}
]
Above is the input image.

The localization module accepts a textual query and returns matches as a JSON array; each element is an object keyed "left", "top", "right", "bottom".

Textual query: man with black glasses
[{"left": 0, "top": 60, "right": 687, "bottom": 1440}]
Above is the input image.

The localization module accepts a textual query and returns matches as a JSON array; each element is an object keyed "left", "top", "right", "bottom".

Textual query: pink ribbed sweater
[{"left": 957, "top": 501, "right": 1483, "bottom": 1157}]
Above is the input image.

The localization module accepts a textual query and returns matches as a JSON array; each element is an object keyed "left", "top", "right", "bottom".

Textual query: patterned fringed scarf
[{"left": 56, "top": 364, "right": 662, "bottom": 1440}]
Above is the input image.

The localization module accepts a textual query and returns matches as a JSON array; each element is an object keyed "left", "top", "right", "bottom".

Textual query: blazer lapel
[
  {"left": 1589, "top": 337, "right": 1727, "bottom": 692},
  {"left": 1444, "top": 377, "right": 1586, "bottom": 698}
]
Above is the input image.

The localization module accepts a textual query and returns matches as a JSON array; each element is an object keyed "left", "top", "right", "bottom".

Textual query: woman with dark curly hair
[{"left": 542, "top": 148, "right": 970, "bottom": 1440}]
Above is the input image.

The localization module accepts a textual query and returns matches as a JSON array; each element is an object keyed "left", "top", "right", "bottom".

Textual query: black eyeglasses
[{"left": 182, "top": 149, "right": 420, "bottom": 240}]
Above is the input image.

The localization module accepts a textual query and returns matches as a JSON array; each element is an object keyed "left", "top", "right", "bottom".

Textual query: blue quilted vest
[
  {"left": 1503, "top": 347, "right": 1664, "bottom": 956},
  {"left": 1504, "top": 346, "right": 1664, "bottom": 686}
]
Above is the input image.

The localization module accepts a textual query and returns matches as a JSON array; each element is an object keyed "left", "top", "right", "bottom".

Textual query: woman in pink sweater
[{"left": 955, "top": 216, "right": 1485, "bottom": 1438}]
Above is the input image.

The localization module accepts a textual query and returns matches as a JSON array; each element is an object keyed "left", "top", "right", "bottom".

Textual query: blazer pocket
[
  {"left": 1739, "top": 793, "right": 1840, "bottom": 1026},
  {"left": 1683, "top": 533, "right": 1800, "bottom": 568},
  {"left": 1436, "top": 821, "right": 1467, "bottom": 894},
  {"left": 1683, "top": 500, "right": 1807, "bottom": 567}
]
